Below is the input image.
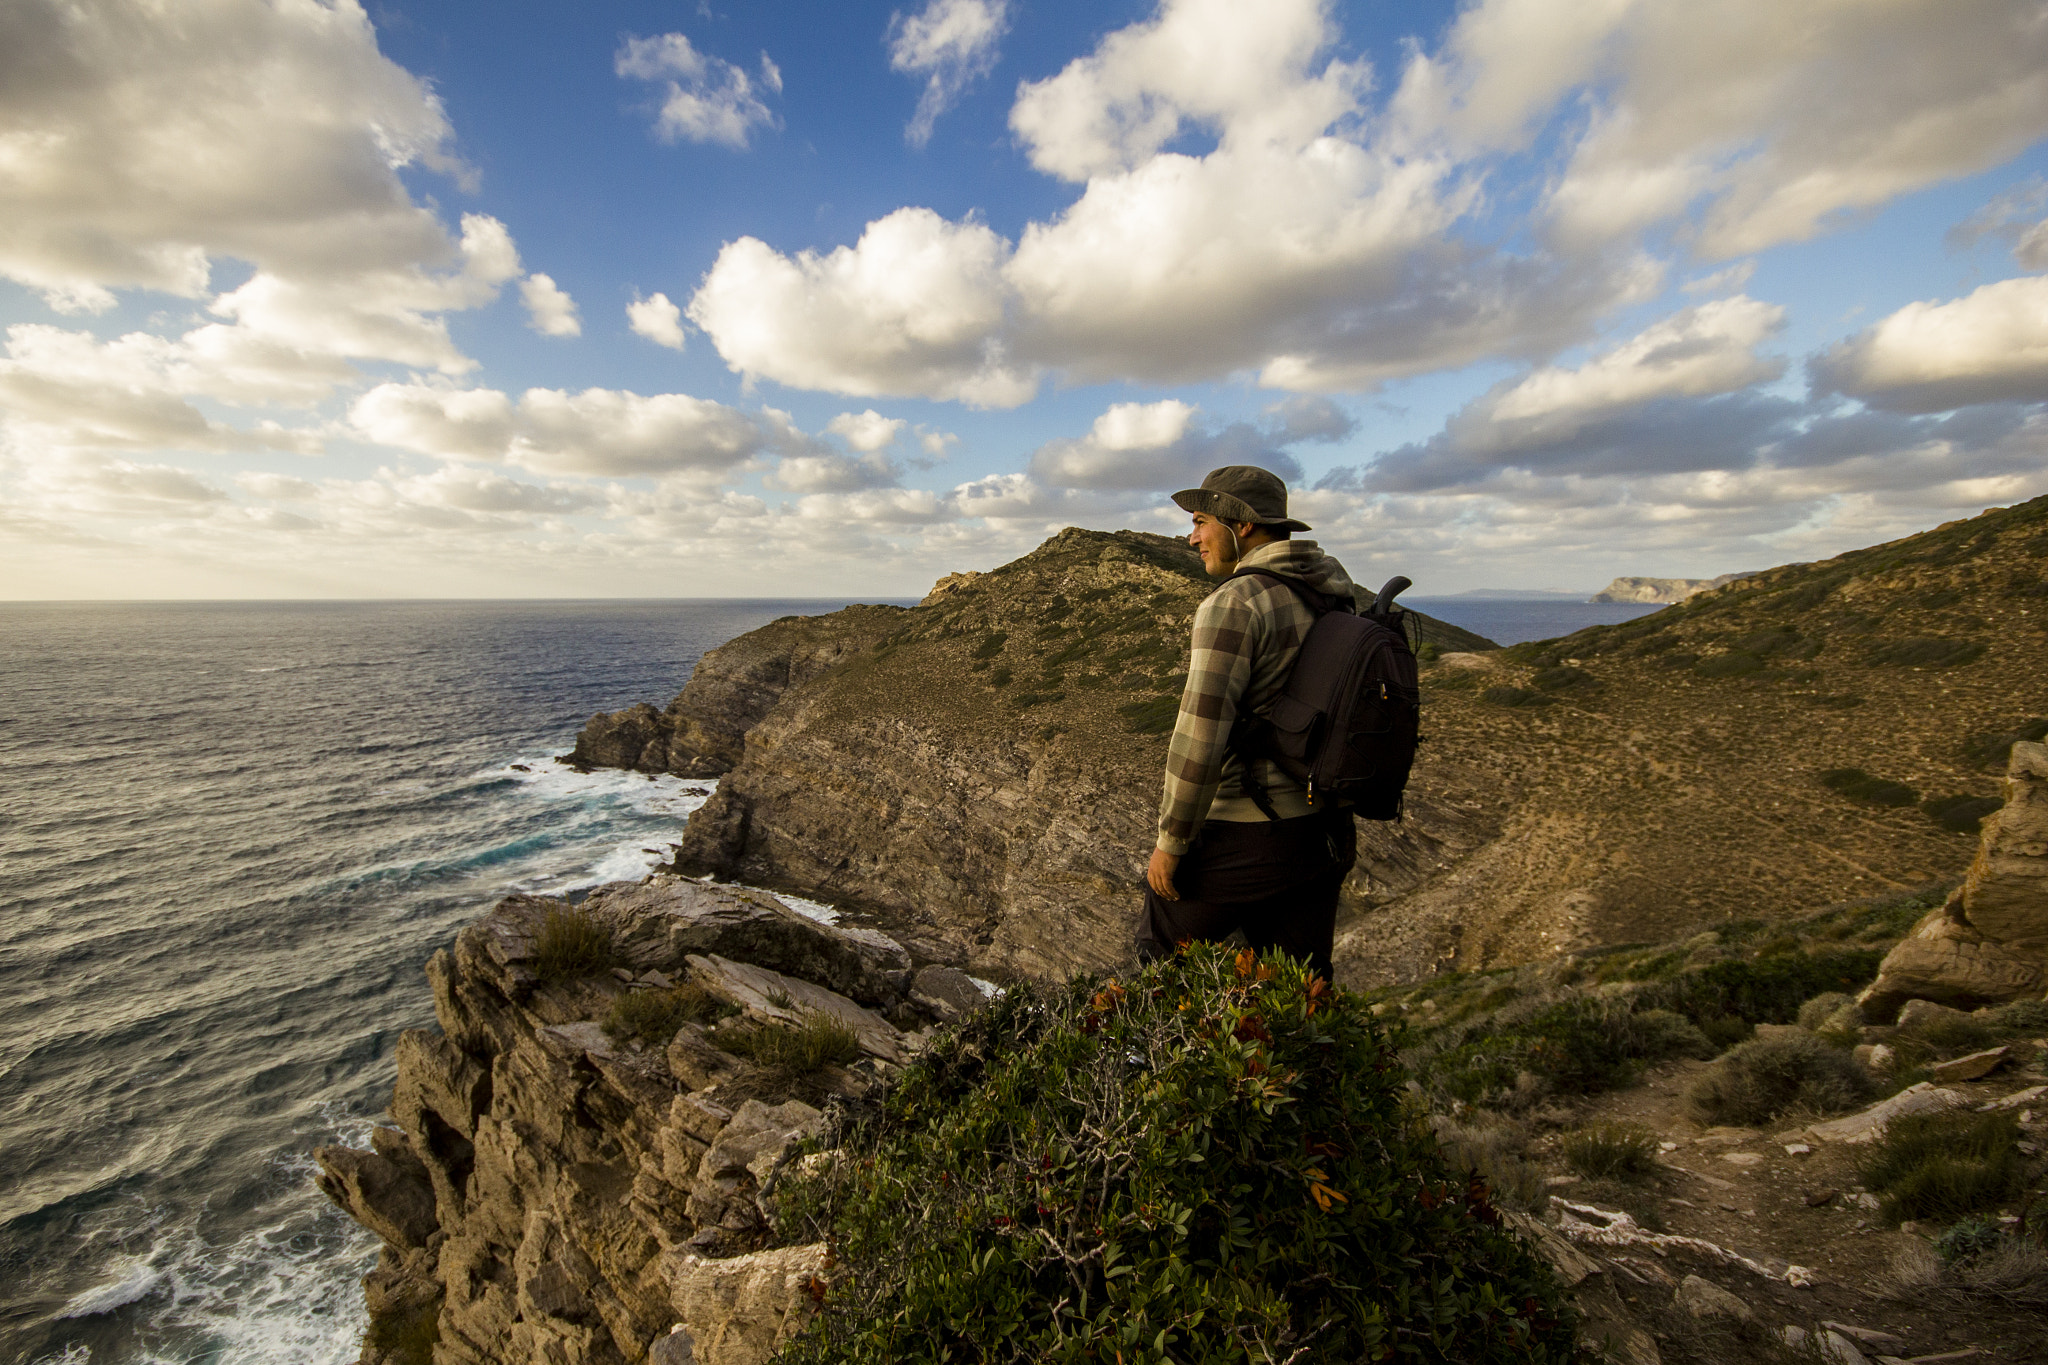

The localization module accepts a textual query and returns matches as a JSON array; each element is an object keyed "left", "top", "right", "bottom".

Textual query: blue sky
[{"left": 4, "top": 0, "right": 2047, "bottom": 598}]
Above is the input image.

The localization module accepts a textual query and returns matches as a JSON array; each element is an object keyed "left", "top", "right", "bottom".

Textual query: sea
[{"left": 0, "top": 595, "right": 1645, "bottom": 1364}]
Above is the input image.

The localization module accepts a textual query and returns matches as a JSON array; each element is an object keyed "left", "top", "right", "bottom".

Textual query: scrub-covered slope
[{"left": 1350, "top": 495, "right": 2048, "bottom": 984}]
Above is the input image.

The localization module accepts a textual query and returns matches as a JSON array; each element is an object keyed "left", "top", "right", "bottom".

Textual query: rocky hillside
[
  {"left": 1592, "top": 574, "right": 1750, "bottom": 604},
  {"left": 1344, "top": 495, "right": 2048, "bottom": 986},
  {"left": 576, "top": 528, "right": 1495, "bottom": 983}
]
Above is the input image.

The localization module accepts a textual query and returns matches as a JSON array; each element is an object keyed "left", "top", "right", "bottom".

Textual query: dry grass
[
  {"left": 604, "top": 981, "right": 734, "bottom": 1045},
  {"left": 1561, "top": 1123, "right": 1660, "bottom": 1180},
  {"left": 1684, "top": 1031, "right": 1870, "bottom": 1126},
  {"left": 1857, "top": 1110, "right": 2026, "bottom": 1226},
  {"left": 533, "top": 906, "right": 615, "bottom": 982},
  {"left": 713, "top": 1011, "right": 861, "bottom": 1075}
]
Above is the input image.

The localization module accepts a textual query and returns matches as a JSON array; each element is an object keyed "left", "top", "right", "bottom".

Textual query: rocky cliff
[
  {"left": 315, "top": 877, "right": 993, "bottom": 1365},
  {"left": 574, "top": 529, "right": 1497, "bottom": 984},
  {"left": 1590, "top": 574, "right": 1751, "bottom": 604}
]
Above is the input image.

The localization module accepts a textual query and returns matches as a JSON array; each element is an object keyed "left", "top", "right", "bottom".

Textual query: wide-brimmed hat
[{"left": 1170, "top": 465, "right": 1311, "bottom": 532}]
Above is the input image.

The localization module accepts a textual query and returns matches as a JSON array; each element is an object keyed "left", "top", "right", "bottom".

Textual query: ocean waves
[{"left": 0, "top": 598, "right": 860, "bottom": 1365}]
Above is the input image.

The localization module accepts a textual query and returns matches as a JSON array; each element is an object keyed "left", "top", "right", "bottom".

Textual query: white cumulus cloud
[
  {"left": 349, "top": 382, "right": 782, "bottom": 478},
  {"left": 628, "top": 293, "right": 687, "bottom": 349},
  {"left": 1028, "top": 399, "right": 1308, "bottom": 491},
  {"left": 616, "top": 33, "right": 781, "bottom": 149},
  {"left": 826, "top": 410, "right": 907, "bottom": 452},
  {"left": 1810, "top": 274, "right": 2048, "bottom": 413},
  {"left": 520, "top": 274, "right": 582, "bottom": 338},
  {"left": 888, "top": 0, "right": 1009, "bottom": 148}
]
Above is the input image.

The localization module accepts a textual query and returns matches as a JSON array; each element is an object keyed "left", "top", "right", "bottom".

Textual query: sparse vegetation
[
  {"left": 713, "top": 1012, "right": 861, "bottom": 1075},
  {"left": 1683, "top": 1031, "right": 1870, "bottom": 1126},
  {"left": 1433, "top": 1115, "right": 1546, "bottom": 1211},
  {"left": 1858, "top": 1110, "right": 2026, "bottom": 1226},
  {"left": 604, "top": 981, "right": 734, "bottom": 1045},
  {"left": 533, "top": 906, "right": 616, "bottom": 982},
  {"left": 1530, "top": 665, "right": 1598, "bottom": 692},
  {"left": 1561, "top": 1123, "right": 1660, "bottom": 1180},
  {"left": 366, "top": 1297, "right": 441, "bottom": 1365}
]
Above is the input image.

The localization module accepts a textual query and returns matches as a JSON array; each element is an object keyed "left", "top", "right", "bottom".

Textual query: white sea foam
[
  {"left": 774, "top": 892, "right": 840, "bottom": 925},
  {"left": 57, "top": 1258, "right": 162, "bottom": 1318}
]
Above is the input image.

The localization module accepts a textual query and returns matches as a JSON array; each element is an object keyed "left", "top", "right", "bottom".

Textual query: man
[{"left": 1137, "top": 465, "right": 1358, "bottom": 979}]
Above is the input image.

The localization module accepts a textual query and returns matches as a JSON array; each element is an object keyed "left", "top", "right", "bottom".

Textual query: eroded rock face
[
  {"left": 314, "top": 877, "right": 956, "bottom": 1365},
  {"left": 569, "top": 607, "right": 909, "bottom": 776},
  {"left": 1861, "top": 742, "right": 2048, "bottom": 1018}
]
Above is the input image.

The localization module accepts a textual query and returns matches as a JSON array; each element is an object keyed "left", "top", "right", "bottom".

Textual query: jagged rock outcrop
[
  {"left": 1859, "top": 741, "right": 2048, "bottom": 1018},
  {"left": 314, "top": 876, "right": 980, "bottom": 1365},
  {"left": 568, "top": 606, "right": 909, "bottom": 776}
]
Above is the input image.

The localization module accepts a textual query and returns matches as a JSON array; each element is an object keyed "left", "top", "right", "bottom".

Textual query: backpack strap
[{"left": 1219, "top": 567, "right": 1350, "bottom": 821}]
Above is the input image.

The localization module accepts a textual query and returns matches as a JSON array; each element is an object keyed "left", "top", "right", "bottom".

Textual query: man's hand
[{"left": 1146, "top": 847, "right": 1181, "bottom": 900}]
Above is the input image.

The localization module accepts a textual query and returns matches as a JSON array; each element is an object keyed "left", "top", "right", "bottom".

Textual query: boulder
[
  {"left": 649, "top": 1327, "right": 696, "bottom": 1365},
  {"left": 663, "top": 1242, "right": 830, "bottom": 1365},
  {"left": 1673, "top": 1273, "right": 1752, "bottom": 1322},
  {"left": 686, "top": 1098, "right": 822, "bottom": 1233},
  {"left": 569, "top": 701, "right": 668, "bottom": 772},
  {"left": 1804, "top": 1083, "right": 1965, "bottom": 1144},
  {"left": 1961, "top": 741, "right": 2048, "bottom": 950},
  {"left": 314, "top": 1140, "right": 439, "bottom": 1249},
  {"left": 908, "top": 964, "right": 992, "bottom": 1023},
  {"left": 1861, "top": 744, "right": 2048, "bottom": 1018},
  {"left": 1928, "top": 1046, "right": 2010, "bottom": 1082},
  {"left": 585, "top": 877, "right": 910, "bottom": 1007},
  {"left": 686, "top": 953, "right": 906, "bottom": 1063},
  {"left": 1820, "top": 1330, "right": 1871, "bottom": 1365}
]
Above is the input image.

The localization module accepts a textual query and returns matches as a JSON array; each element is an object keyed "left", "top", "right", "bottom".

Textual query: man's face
[{"left": 1188, "top": 512, "right": 1243, "bottom": 577}]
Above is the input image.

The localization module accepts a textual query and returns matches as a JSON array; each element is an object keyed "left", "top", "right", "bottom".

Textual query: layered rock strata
[
  {"left": 315, "top": 877, "right": 979, "bottom": 1365},
  {"left": 1859, "top": 741, "right": 2048, "bottom": 1017}
]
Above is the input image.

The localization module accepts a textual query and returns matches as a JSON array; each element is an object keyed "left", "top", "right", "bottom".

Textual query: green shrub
[
  {"left": 1796, "top": 992, "right": 1854, "bottom": 1032},
  {"left": 1819, "top": 767, "right": 1920, "bottom": 807},
  {"left": 1640, "top": 949, "right": 1885, "bottom": 1029},
  {"left": 1865, "top": 637, "right": 1986, "bottom": 669},
  {"left": 1561, "top": 1124, "right": 1660, "bottom": 1181},
  {"left": 1481, "top": 685, "right": 1552, "bottom": 708},
  {"left": 777, "top": 946, "right": 1581, "bottom": 1364},
  {"left": 988, "top": 666, "right": 1012, "bottom": 687},
  {"left": 1897, "top": 1009, "right": 1999, "bottom": 1057},
  {"left": 1119, "top": 694, "right": 1180, "bottom": 734},
  {"left": 1936, "top": 1217, "right": 2007, "bottom": 1265},
  {"left": 1694, "top": 652, "right": 1762, "bottom": 679},
  {"left": 533, "top": 906, "right": 615, "bottom": 982},
  {"left": 972, "top": 631, "right": 1008, "bottom": 659},
  {"left": 1530, "top": 666, "right": 1598, "bottom": 692},
  {"left": 1683, "top": 1032, "right": 1870, "bottom": 1126},
  {"left": 604, "top": 982, "right": 733, "bottom": 1045},
  {"left": 715, "top": 1012, "right": 861, "bottom": 1075},
  {"left": 1859, "top": 1110, "right": 2025, "bottom": 1225},
  {"left": 1923, "top": 794, "right": 2004, "bottom": 833}
]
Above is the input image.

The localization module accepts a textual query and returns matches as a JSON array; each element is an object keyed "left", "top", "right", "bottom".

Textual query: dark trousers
[{"left": 1135, "top": 810, "right": 1356, "bottom": 979}]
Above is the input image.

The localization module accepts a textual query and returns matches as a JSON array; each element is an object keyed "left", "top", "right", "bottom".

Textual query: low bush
[
  {"left": 1795, "top": 991, "right": 1853, "bottom": 1031},
  {"left": 1415, "top": 642, "right": 1441, "bottom": 663},
  {"left": 1481, "top": 685, "right": 1552, "bottom": 708},
  {"left": 1434, "top": 1117, "right": 1546, "bottom": 1212},
  {"left": 533, "top": 906, "right": 615, "bottom": 982},
  {"left": 1819, "top": 767, "right": 1920, "bottom": 807},
  {"left": 1120, "top": 694, "right": 1179, "bottom": 734},
  {"left": 1922, "top": 794, "right": 2004, "bottom": 833},
  {"left": 1530, "top": 666, "right": 1598, "bottom": 692},
  {"left": 1683, "top": 1032, "right": 1870, "bottom": 1127},
  {"left": 714, "top": 1012, "right": 861, "bottom": 1075},
  {"left": 1561, "top": 1124, "right": 1660, "bottom": 1181},
  {"left": 1865, "top": 637, "right": 1986, "bottom": 669},
  {"left": 1639, "top": 948, "right": 1885, "bottom": 1030},
  {"left": 1694, "top": 652, "right": 1762, "bottom": 679},
  {"left": 604, "top": 982, "right": 733, "bottom": 1045},
  {"left": 1936, "top": 1217, "right": 2008, "bottom": 1265},
  {"left": 777, "top": 946, "right": 1582, "bottom": 1364},
  {"left": 1859, "top": 1110, "right": 2025, "bottom": 1225}
]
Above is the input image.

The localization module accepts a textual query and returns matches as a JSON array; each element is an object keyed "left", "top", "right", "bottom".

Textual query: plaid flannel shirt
[{"left": 1155, "top": 540, "right": 1358, "bottom": 856}]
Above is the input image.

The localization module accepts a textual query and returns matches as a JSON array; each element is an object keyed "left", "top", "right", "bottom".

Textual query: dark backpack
[{"left": 1223, "top": 570, "right": 1421, "bottom": 821}]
